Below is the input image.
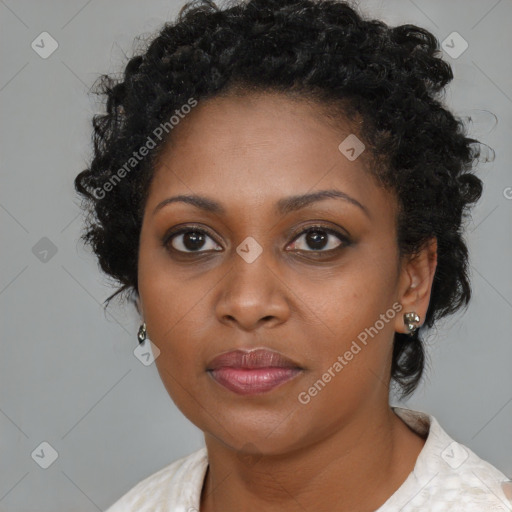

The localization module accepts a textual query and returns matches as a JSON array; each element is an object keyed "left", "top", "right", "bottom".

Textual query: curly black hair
[{"left": 74, "top": 0, "right": 486, "bottom": 398}]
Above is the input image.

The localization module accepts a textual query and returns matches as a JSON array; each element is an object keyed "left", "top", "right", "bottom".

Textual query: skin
[{"left": 137, "top": 92, "right": 438, "bottom": 512}]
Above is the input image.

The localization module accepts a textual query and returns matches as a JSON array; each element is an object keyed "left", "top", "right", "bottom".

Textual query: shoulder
[
  {"left": 429, "top": 438, "right": 512, "bottom": 511},
  {"left": 104, "top": 447, "right": 208, "bottom": 512},
  {"left": 388, "top": 408, "right": 512, "bottom": 512}
]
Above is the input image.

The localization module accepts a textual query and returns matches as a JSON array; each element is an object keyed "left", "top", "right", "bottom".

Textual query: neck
[{"left": 200, "top": 404, "right": 426, "bottom": 512}]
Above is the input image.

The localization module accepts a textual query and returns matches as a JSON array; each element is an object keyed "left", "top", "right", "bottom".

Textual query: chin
[{"left": 202, "top": 408, "right": 311, "bottom": 456}]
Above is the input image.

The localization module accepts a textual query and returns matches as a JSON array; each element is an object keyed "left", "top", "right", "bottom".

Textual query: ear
[
  {"left": 134, "top": 293, "right": 144, "bottom": 318},
  {"left": 394, "top": 237, "right": 437, "bottom": 334}
]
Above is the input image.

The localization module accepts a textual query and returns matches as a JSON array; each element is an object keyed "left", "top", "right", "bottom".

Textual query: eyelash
[{"left": 162, "top": 224, "right": 351, "bottom": 256}]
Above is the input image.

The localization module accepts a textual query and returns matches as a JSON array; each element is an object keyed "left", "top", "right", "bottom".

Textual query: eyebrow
[{"left": 152, "top": 189, "right": 369, "bottom": 218}]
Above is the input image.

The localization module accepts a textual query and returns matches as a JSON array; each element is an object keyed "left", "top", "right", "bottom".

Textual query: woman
[{"left": 74, "top": 0, "right": 511, "bottom": 510}]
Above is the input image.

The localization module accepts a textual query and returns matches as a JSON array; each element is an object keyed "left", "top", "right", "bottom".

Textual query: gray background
[{"left": 1, "top": 0, "right": 511, "bottom": 510}]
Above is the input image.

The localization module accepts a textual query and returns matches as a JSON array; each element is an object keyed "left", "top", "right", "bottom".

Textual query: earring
[
  {"left": 137, "top": 323, "right": 147, "bottom": 343},
  {"left": 404, "top": 312, "right": 420, "bottom": 336}
]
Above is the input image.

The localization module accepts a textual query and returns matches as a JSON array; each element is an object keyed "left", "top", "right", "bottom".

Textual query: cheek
[
  {"left": 294, "top": 250, "right": 398, "bottom": 336},
  {"left": 138, "top": 262, "right": 192, "bottom": 388},
  {"left": 138, "top": 228, "right": 191, "bottom": 339},
  {"left": 141, "top": 275, "right": 211, "bottom": 418},
  {"left": 289, "top": 250, "right": 400, "bottom": 398},
  {"left": 138, "top": 254, "right": 217, "bottom": 387},
  {"left": 140, "top": 275, "right": 207, "bottom": 360}
]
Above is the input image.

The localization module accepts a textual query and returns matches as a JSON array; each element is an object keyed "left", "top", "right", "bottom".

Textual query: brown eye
[
  {"left": 164, "top": 228, "right": 222, "bottom": 253},
  {"left": 287, "top": 226, "right": 349, "bottom": 252}
]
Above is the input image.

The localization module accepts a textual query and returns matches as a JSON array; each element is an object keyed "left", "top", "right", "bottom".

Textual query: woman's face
[{"left": 138, "top": 92, "right": 414, "bottom": 454}]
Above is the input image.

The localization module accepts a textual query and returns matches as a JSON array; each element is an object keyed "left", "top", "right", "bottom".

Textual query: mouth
[{"left": 206, "top": 348, "right": 303, "bottom": 395}]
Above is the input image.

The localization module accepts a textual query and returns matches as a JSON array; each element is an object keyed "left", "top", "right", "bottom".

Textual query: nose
[{"left": 215, "top": 251, "right": 291, "bottom": 331}]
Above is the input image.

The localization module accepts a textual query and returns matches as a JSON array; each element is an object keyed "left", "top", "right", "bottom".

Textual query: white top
[{"left": 104, "top": 408, "right": 512, "bottom": 511}]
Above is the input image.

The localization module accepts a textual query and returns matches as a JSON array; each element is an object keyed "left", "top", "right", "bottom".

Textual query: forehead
[{"left": 146, "top": 93, "right": 394, "bottom": 220}]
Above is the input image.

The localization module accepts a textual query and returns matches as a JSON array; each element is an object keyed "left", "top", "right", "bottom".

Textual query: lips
[
  {"left": 207, "top": 348, "right": 300, "bottom": 370},
  {"left": 207, "top": 348, "right": 303, "bottom": 395}
]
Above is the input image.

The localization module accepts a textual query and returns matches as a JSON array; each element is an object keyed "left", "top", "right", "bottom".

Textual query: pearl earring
[
  {"left": 403, "top": 312, "right": 420, "bottom": 336},
  {"left": 137, "top": 323, "right": 147, "bottom": 343}
]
